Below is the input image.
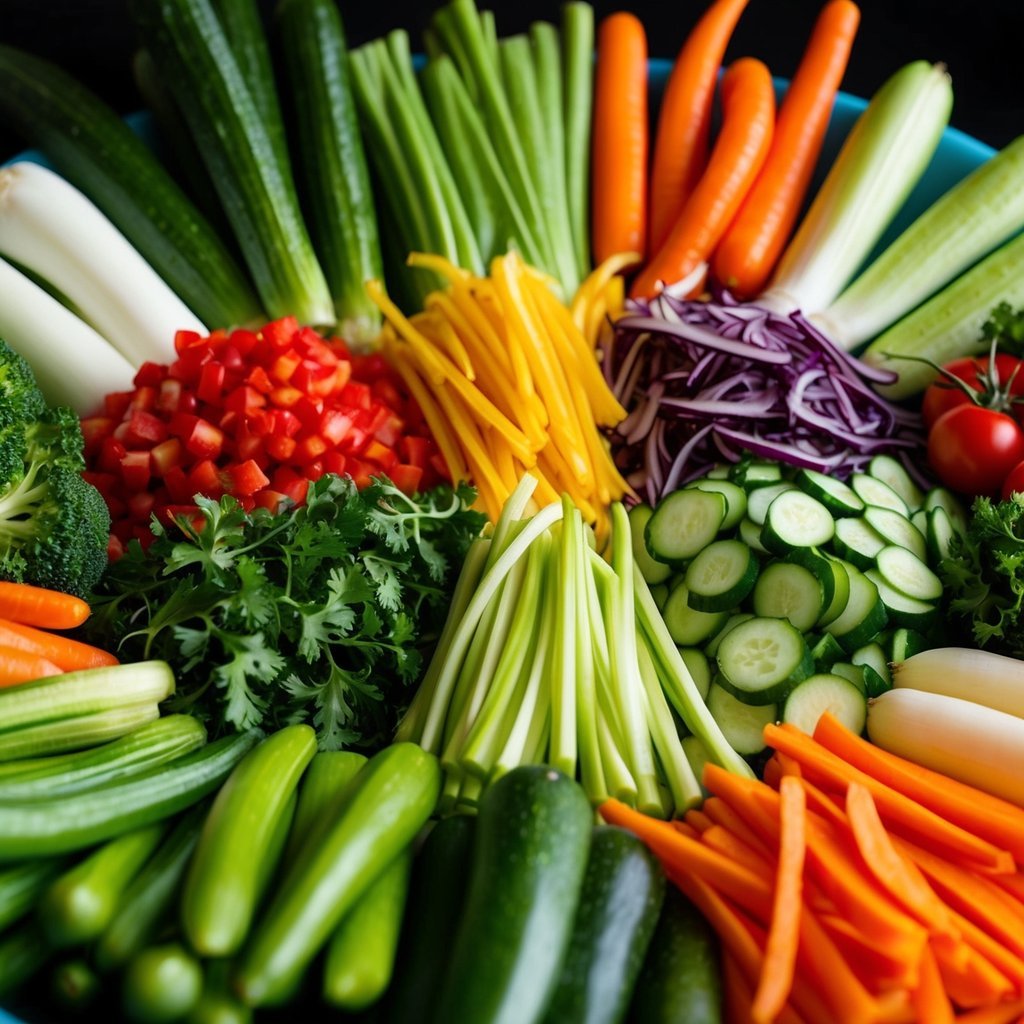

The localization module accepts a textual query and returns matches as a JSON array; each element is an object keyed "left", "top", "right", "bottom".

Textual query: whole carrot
[
  {"left": 0, "top": 581, "right": 90, "bottom": 630},
  {"left": 712, "top": 0, "right": 861, "bottom": 298},
  {"left": 591, "top": 11, "right": 648, "bottom": 263},
  {"left": 647, "top": 0, "right": 749, "bottom": 256},
  {"left": 0, "top": 644, "right": 62, "bottom": 688},
  {"left": 631, "top": 56, "right": 775, "bottom": 299},
  {"left": 0, "top": 619, "right": 117, "bottom": 672}
]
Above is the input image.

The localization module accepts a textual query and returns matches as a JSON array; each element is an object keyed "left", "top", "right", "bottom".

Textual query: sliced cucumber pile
[{"left": 633, "top": 454, "right": 963, "bottom": 746}]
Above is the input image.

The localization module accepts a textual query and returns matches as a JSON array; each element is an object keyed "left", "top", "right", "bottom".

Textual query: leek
[
  {"left": 819, "top": 134, "right": 1024, "bottom": 349},
  {"left": 0, "top": 256, "right": 135, "bottom": 415},
  {"left": 761, "top": 61, "right": 952, "bottom": 316},
  {"left": 0, "top": 162, "right": 205, "bottom": 365}
]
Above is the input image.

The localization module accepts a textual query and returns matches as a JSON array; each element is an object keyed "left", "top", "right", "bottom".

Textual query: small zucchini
[{"left": 122, "top": 941, "right": 204, "bottom": 1024}]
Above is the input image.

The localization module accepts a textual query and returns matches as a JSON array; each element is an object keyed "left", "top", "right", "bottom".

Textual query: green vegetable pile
[{"left": 84, "top": 475, "right": 485, "bottom": 751}]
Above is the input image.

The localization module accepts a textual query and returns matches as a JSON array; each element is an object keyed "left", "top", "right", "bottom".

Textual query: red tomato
[
  {"left": 921, "top": 353, "right": 1024, "bottom": 430},
  {"left": 928, "top": 404, "right": 1024, "bottom": 497},
  {"left": 1002, "top": 460, "right": 1024, "bottom": 501}
]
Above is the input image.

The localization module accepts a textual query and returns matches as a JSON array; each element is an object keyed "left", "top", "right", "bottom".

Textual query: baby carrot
[
  {"left": 591, "top": 12, "right": 648, "bottom": 263},
  {"left": 0, "top": 581, "right": 90, "bottom": 630},
  {"left": 632, "top": 56, "right": 775, "bottom": 299},
  {"left": 712, "top": 0, "right": 861, "bottom": 297},
  {"left": 0, "top": 644, "right": 62, "bottom": 688},
  {"left": 0, "top": 619, "right": 117, "bottom": 672}
]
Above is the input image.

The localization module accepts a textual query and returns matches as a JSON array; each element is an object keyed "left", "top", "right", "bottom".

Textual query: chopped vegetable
[{"left": 562, "top": 2, "right": 595, "bottom": 280}]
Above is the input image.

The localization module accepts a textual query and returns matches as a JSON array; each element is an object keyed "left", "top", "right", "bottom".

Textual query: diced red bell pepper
[
  {"left": 390, "top": 463, "right": 424, "bottom": 494},
  {"left": 185, "top": 418, "right": 224, "bottom": 460},
  {"left": 197, "top": 361, "right": 226, "bottom": 404},
  {"left": 188, "top": 459, "right": 222, "bottom": 496},
  {"left": 134, "top": 361, "right": 165, "bottom": 388},
  {"left": 125, "top": 409, "right": 168, "bottom": 448},
  {"left": 120, "top": 451, "right": 151, "bottom": 493},
  {"left": 150, "top": 438, "right": 183, "bottom": 478}
]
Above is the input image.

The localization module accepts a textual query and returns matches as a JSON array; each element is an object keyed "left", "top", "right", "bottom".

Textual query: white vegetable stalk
[
  {"left": 0, "top": 162, "right": 206, "bottom": 366},
  {"left": 893, "top": 647, "right": 1024, "bottom": 720},
  {"left": 867, "top": 688, "right": 1024, "bottom": 807},
  {"left": 816, "top": 134, "right": 1024, "bottom": 350},
  {"left": 0, "top": 255, "right": 135, "bottom": 414},
  {"left": 760, "top": 61, "right": 952, "bottom": 316}
]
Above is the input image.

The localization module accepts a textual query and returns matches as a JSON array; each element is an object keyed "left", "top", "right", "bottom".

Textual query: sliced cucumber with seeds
[
  {"left": 646, "top": 490, "right": 727, "bottom": 566},
  {"left": 661, "top": 583, "right": 729, "bottom": 647},
  {"left": 678, "top": 648, "right": 712, "bottom": 703},
  {"left": 874, "top": 545, "right": 943, "bottom": 601},
  {"left": 703, "top": 613, "right": 755, "bottom": 659},
  {"left": 715, "top": 617, "right": 813, "bottom": 706},
  {"left": 784, "top": 548, "right": 837, "bottom": 613},
  {"left": 761, "top": 491, "right": 835, "bottom": 555},
  {"left": 910, "top": 509, "right": 929, "bottom": 537},
  {"left": 926, "top": 506, "right": 957, "bottom": 565},
  {"left": 867, "top": 455, "right": 924, "bottom": 511},
  {"left": 628, "top": 504, "right": 672, "bottom": 585},
  {"left": 824, "top": 564, "right": 888, "bottom": 653},
  {"left": 751, "top": 562, "right": 823, "bottom": 633},
  {"left": 815, "top": 557, "right": 851, "bottom": 628},
  {"left": 685, "top": 540, "right": 759, "bottom": 612},
  {"left": 862, "top": 506, "right": 927, "bottom": 562},
  {"left": 738, "top": 518, "right": 770, "bottom": 555},
  {"left": 782, "top": 673, "right": 866, "bottom": 735},
  {"left": 833, "top": 517, "right": 886, "bottom": 570},
  {"left": 850, "top": 474, "right": 909, "bottom": 516},
  {"left": 706, "top": 683, "right": 776, "bottom": 756},
  {"left": 851, "top": 642, "right": 891, "bottom": 688},
  {"left": 746, "top": 482, "right": 797, "bottom": 526},
  {"left": 736, "top": 461, "right": 784, "bottom": 491},
  {"left": 809, "top": 632, "right": 845, "bottom": 672},
  {"left": 923, "top": 487, "right": 967, "bottom": 535},
  {"left": 794, "top": 469, "right": 864, "bottom": 517},
  {"left": 830, "top": 662, "right": 868, "bottom": 692},
  {"left": 685, "top": 479, "right": 747, "bottom": 531},
  {"left": 864, "top": 569, "right": 938, "bottom": 632}
]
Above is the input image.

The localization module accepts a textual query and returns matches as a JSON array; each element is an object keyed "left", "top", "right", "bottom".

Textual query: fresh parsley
[{"left": 84, "top": 475, "right": 486, "bottom": 752}]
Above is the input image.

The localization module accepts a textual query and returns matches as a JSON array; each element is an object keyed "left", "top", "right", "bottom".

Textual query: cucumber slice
[
  {"left": 703, "top": 613, "right": 756, "bottom": 659},
  {"left": 888, "top": 627, "right": 929, "bottom": 665},
  {"left": 874, "top": 545, "right": 943, "bottom": 601},
  {"left": 751, "top": 562, "right": 824, "bottom": 633},
  {"left": 678, "top": 648, "right": 712, "bottom": 703},
  {"left": 910, "top": 509, "right": 928, "bottom": 538},
  {"left": 628, "top": 504, "right": 672, "bottom": 585},
  {"left": 661, "top": 583, "right": 730, "bottom": 647},
  {"left": 862, "top": 507, "right": 927, "bottom": 562},
  {"left": 850, "top": 474, "right": 909, "bottom": 516},
  {"left": 715, "top": 618, "right": 813, "bottom": 706},
  {"left": 685, "top": 480, "right": 747, "bottom": 531},
  {"left": 705, "top": 465, "right": 732, "bottom": 480},
  {"left": 705, "top": 683, "right": 776, "bottom": 756},
  {"left": 782, "top": 674, "right": 867, "bottom": 736},
  {"left": 923, "top": 487, "right": 968, "bottom": 536},
  {"left": 926, "top": 506, "right": 957, "bottom": 565},
  {"left": 761, "top": 491, "right": 835, "bottom": 555},
  {"left": 833, "top": 517, "right": 887, "bottom": 570},
  {"left": 824, "top": 565, "right": 888, "bottom": 653},
  {"left": 680, "top": 736, "right": 713, "bottom": 792},
  {"left": 735, "top": 462, "right": 783, "bottom": 492},
  {"left": 738, "top": 518, "right": 770, "bottom": 555},
  {"left": 746, "top": 482, "right": 797, "bottom": 527},
  {"left": 794, "top": 469, "right": 864, "bottom": 517},
  {"left": 646, "top": 490, "right": 727, "bottom": 566},
  {"left": 851, "top": 642, "right": 891, "bottom": 691},
  {"left": 867, "top": 455, "right": 924, "bottom": 512},
  {"left": 649, "top": 583, "right": 670, "bottom": 611},
  {"left": 685, "top": 540, "right": 759, "bottom": 612},
  {"left": 784, "top": 548, "right": 837, "bottom": 613},
  {"left": 815, "top": 557, "right": 851, "bottom": 628},
  {"left": 864, "top": 569, "right": 939, "bottom": 632},
  {"left": 830, "top": 662, "right": 868, "bottom": 693},
  {"left": 809, "top": 632, "right": 846, "bottom": 672}
]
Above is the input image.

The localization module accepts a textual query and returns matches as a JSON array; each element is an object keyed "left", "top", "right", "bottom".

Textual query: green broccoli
[{"left": 0, "top": 346, "right": 110, "bottom": 599}]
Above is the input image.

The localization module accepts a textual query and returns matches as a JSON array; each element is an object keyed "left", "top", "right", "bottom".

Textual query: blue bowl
[{"left": 0, "top": 60, "right": 997, "bottom": 1024}]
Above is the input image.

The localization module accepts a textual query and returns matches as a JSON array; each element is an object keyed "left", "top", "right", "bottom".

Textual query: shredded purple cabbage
[{"left": 602, "top": 290, "right": 927, "bottom": 505}]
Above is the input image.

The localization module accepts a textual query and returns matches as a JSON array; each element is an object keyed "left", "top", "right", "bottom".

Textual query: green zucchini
[
  {"left": 627, "top": 888, "right": 722, "bottom": 1024},
  {"left": 385, "top": 813, "right": 476, "bottom": 1024},
  {"left": 276, "top": 0, "right": 383, "bottom": 345},
  {"left": 0, "top": 44, "right": 261, "bottom": 329},
  {"left": 234, "top": 742, "right": 441, "bottom": 1007},
  {"left": 122, "top": 941, "right": 204, "bottom": 1024},
  {"left": 128, "top": 0, "right": 334, "bottom": 326},
  {"left": 0, "top": 730, "right": 259, "bottom": 861},
  {"left": 543, "top": 825, "right": 666, "bottom": 1024},
  {"left": 181, "top": 724, "right": 316, "bottom": 957},
  {"left": 187, "top": 960, "right": 253, "bottom": 1024},
  {"left": 0, "top": 857, "right": 67, "bottom": 931},
  {"left": 433, "top": 765, "right": 593, "bottom": 1024}
]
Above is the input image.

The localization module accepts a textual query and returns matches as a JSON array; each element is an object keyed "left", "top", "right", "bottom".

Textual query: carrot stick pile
[{"left": 601, "top": 712, "right": 1024, "bottom": 1022}]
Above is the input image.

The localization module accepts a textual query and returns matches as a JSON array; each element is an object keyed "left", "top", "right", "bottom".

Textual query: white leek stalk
[
  {"left": 816, "top": 134, "right": 1024, "bottom": 349},
  {"left": 0, "top": 255, "right": 135, "bottom": 414},
  {"left": 867, "top": 688, "right": 1024, "bottom": 807},
  {"left": 0, "top": 162, "right": 205, "bottom": 366},
  {"left": 760, "top": 61, "right": 952, "bottom": 315},
  {"left": 893, "top": 647, "right": 1024, "bottom": 720}
]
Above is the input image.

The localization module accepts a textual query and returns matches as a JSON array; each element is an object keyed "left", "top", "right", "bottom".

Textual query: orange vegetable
[
  {"left": 909, "top": 944, "right": 955, "bottom": 1024},
  {"left": 632, "top": 56, "right": 775, "bottom": 299},
  {"left": 591, "top": 12, "right": 648, "bottom": 263},
  {"left": 0, "top": 643, "right": 62, "bottom": 688},
  {"left": 954, "top": 997, "right": 1024, "bottom": 1023},
  {"left": 0, "top": 618, "right": 117, "bottom": 672},
  {"left": 711, "top": 0, "right": 861, "bottom": 297},
  {"left": 646, "top": 0, "right": 749, "bottom": 254},
  {"left": 0, "top": 581, "right": 90, "bottom": 630}
]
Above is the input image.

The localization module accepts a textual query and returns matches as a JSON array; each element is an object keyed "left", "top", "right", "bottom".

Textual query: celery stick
[
  {"left": 562, "top": 1, "right": 594, "bottom": 281},
  {"left": 485, "top": 472, "right": 538, "bottom": 568},
  {"left": 575, "top": 504, "right": 606, "bottom": 804},
  {"left": 521, "top": 689, "right": 552, "bottom": 768},
  {"left": 438, "top": 769, "right": 463, "bottom": 817},
  {"left": 481, "top": 9, "right": 499, "bottom": 66},
  {"left": 430, "top": 4, "right": 478, "bottom": 102},
  {"left": 456, "top": 773, "right": 484, "bottom": 810},
  {"left": 596, "top": 692, "right": 637, "bottom": 805},
  {"left": 548, "top": 501, "right": 579, "bottom": 777}
]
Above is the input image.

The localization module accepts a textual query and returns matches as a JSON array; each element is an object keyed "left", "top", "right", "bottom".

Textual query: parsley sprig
[{"left": 85, "top": 475, "right": 485, "bottom": 751}]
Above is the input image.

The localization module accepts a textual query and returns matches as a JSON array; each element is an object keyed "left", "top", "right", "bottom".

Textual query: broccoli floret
[{"left": 0, "top": 339, "right": 46, "bottom": 431}]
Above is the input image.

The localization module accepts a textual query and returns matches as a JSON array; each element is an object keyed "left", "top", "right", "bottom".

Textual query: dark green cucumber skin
[
  {"left": 626, "top": 887, "right": 722, "bottom": 1024},
  {"left": 385, "top": 813, "right": 476, "bottom": 1024},
  {"left": 432, "top": 765, "right": 593, "bottom": 1024},
  {"left": 0, "top": 858, "right": 68, "bottom": 931},
  {"left": 0, "top": 44, "right": 261, "bottom": 330},
  {"left": 543, "top": 825, "right": 666, "bottom": 1024}
]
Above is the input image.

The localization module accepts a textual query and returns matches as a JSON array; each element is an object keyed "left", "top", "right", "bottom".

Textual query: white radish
[
  {"left": 0, "top": 255, "right": 135, "bottom": 414},
  {"left": 0, "top": 162, "right": 205, "bottom": 366},
  {"left": 892, "top": 647, "right": 1024, "bottom": 720},
  {"left": 867, "top": 688, "right": 1024, "bottom": 807}
]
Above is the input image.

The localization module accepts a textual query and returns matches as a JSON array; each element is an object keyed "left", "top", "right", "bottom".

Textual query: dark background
[{"left": 0, "top": 0, "right": 1021, "bottom": 161}]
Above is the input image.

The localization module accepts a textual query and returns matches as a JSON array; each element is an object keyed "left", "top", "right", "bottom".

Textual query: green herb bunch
[{"left": 85, "top": 474, "right": 485, "bottom": 752}]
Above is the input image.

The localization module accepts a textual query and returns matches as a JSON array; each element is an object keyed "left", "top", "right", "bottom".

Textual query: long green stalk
[
  {"left": 549, "top": 498, "right": 579, "bottom": 777},
  {"left": 562, "top": 2, "right": 594, "bottom": 280}
]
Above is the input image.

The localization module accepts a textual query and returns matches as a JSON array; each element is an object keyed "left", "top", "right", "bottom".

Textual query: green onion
[{"left": 562, "top": 1, "right": 595, "bottom": 281}]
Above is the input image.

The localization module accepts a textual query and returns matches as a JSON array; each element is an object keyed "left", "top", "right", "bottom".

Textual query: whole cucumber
[{"left": 432, "top": 765, "right": 593, "bottom": 1024}]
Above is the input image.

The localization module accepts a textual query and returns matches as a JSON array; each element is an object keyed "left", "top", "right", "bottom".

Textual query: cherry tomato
[
  {"left": 1002, "top": 460, "right": 1024, "bottom": 501},
  {"left": 928, "top": 404, "right": 1024, "bottom": 497},
  {"left": 921, "top": 353, "right": 1024, "bottom": 430}
]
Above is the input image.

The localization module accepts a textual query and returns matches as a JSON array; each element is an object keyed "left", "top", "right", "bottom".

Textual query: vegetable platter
[{"left": 2, "top": 1, "right": 1024, "bottom": 1023}]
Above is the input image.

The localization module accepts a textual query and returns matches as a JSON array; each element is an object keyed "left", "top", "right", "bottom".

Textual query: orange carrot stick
[
  {"left": 592, "top": 12, "right": 648, "bottom": 263},
  {"left": 711, "top": 0, "right": 861, "bottom": 297},
  {"left": 933, "top": 939, "right": 1015, "bottom": 1010},
  {"left": 991, "top": 871, "right": 1024, "bottom": 908},
  {"left": 752, "top": 775, "right": 806, "bottom": 1024},
  {"left": 632, "top": 56, "right": 775, "bottom": 299},
  {"left": 910, "top": 943, "right": 956, "bottom": 1024},
  {"left": 0, "top": 618, "right": 117, "bottom": 672},
  {"left": 703, "top": 795, "right": 775, "bottom": 857},
  {"left": 764, "top": 722, "right": 1016, "bottom": 874},
  {"left": 684, "top": 808, "right": 715, "bottom": 833},
  {"left": 702, "top": 823, "right": 774, "bottom": 877},
  {"left": 0, "top": 581, "right": 90, "bottom": 630},
  {"left": 818, "top": 912, "right": 921, "bottom": 991},
  {"left": 949, "top": 906, "right": 1024, "bottom": 992},
  {"left": 723, "top": 950, "right": 756, "bottom": 1024},
  {"left": 0, "top": 644, "right": 63, "bottom": 687},
  {"left": 954, "top": 997, "right": 1024, "bottom": 1023}
]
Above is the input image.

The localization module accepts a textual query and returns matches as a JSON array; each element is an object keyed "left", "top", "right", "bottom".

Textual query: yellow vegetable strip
[
  {"left": 411, "top": 310, "right": 475, "bottom": 382},
  {"left": 475, "top": 270, "right": 535, "bottom": 403},
  {"left": 406, "top": 251, "right": 472, "bottom": 284},
  {"left": 570, "top": 250, "right": 642, "bottom": 333},
  {"left": 445, "top": 283, "right": 514, "bottom": 379}
]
